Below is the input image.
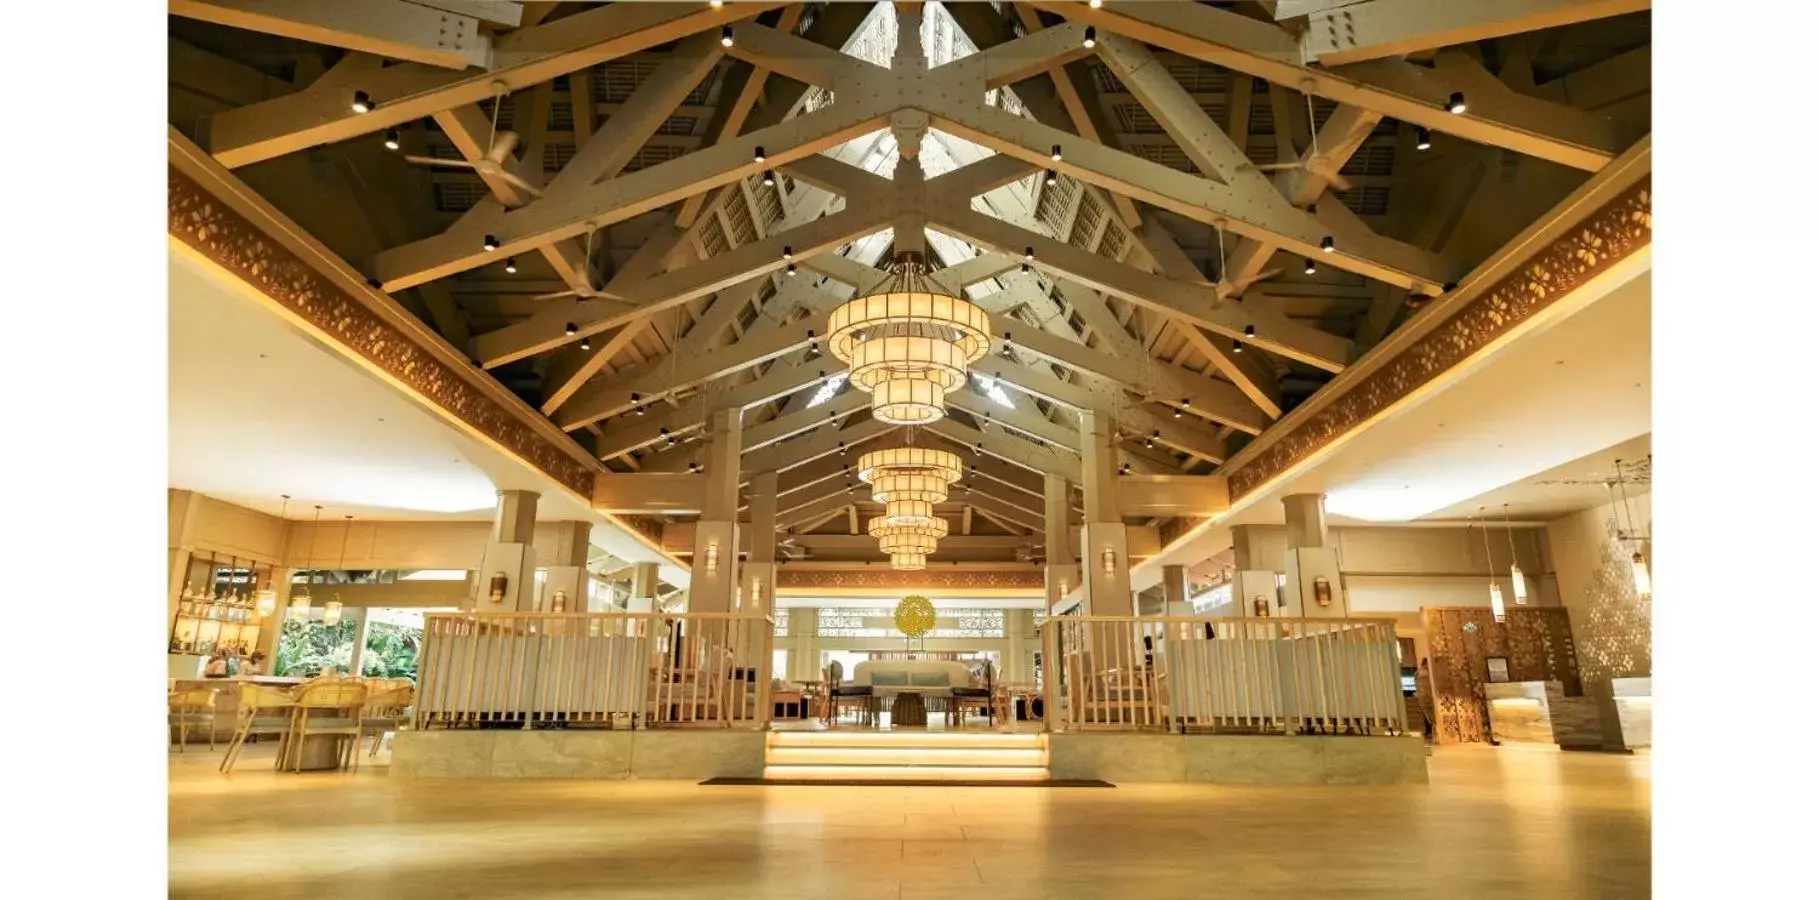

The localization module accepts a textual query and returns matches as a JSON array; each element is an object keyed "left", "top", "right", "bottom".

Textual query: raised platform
[
  {"left": 1047, "top": 733, "right": 1429, "bottom": 785},
  {"left": 762, "top": 730, "right": 1052, "bottom": 784},
  {"left": 390, "top": 729, "right": 764, "bottom": 780}
]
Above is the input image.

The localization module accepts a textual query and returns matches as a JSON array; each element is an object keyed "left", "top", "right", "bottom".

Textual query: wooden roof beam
[
  {"left": 1030, "top": 0, "right": 1637, "bottom": 172},
  {"left": 202, "top": 2, "right": 773, "bottom": 167},
  {"left": 1293, "top": 0, "right": 1651, "bottom": 67},
  {"left": 172, "top": 0, "right": 493, "bottom": 71}
]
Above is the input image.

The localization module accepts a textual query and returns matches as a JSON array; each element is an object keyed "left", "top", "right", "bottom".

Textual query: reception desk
[
  {"left": 1610, "top": 677, "right": 1651, "bottom": 749},
  {"left": 1485, "top": 681, "right": 1603, "bottom": 750}
]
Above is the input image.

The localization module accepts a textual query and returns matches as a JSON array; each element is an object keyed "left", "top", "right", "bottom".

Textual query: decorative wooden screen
[{"left": 1422, "top": 607, "right": 1582, "bottom": 744}]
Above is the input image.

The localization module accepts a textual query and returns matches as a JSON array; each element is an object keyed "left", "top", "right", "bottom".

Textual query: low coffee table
[{"left": 890, "top": 691, "right": 928, "bottom": 727}]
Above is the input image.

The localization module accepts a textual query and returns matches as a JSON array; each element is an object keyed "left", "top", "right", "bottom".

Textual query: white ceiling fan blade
[
  {"left": 486, "top": 130, "right": 521, "bottom": 165},
  {"left": 529, "top": 290, "right": 582, "bottom": 301},
  {"left": 495, "top": 169, "right": 545, "bottom": 198},
  {"left": 1253, "top": 161, "right": 1305, "bottom": 172},
  {"left": 1232, "top": 268, "right": 1284, "bottom": 292},
  {"left": 403, "top": 156, "right": 476, "bottom": 169}
]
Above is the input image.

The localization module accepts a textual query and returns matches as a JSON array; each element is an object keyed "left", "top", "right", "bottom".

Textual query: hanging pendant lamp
[
  {"left": 1502, "top": 504, "right": 1528, "bottom": 605},
  {"left": 291, "top": 506, "right": 323, "bottom": 622},
  {"left": 1613, "top": 459, "right": 1652, "bottom": 601},
  {"left": 323, "top": 515, "right": 352, "bottom": 627},
  {"left": 255, "top": 495, "right": 288, "bottom": 617},
  {"left": 828, "top": 252, "right": 990, "bottom": 425},
  {"left": 1478, "top": 510, "right": 1506, "bottom": 624}
]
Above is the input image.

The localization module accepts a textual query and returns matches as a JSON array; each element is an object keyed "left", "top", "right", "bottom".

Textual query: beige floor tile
[{"left": 170, "top": 742, "right": 1650, "bottom": 899}]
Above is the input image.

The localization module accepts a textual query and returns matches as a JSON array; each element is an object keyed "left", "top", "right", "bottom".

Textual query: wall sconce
[
  {"left": 1101, "top": 548, "right": 1116, "bottom": 575},
  {"left": 551, "top": 589, "right": 568, "bottom": 613},
  {"left": 751, "top": 577, "right": 763, "bottom": 606},
  {"left": 488, "top": 572, "right": 509, "bottom": 604},
  {"left": 1252, "top": 595, "right": 1271, "bottom": 618},
  {"left": 1313, "top": 576, "right": 1332, "bottom": 607},
  {"left": 706, "top": 540, "right": 720, "bottom": 574}
]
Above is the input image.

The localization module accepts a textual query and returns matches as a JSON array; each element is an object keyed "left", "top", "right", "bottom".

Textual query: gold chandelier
[
  {"left": 828, "top": 252, "right": 990, "bottom": 425},
  {"left": 858, "top": 447, "right": 962, "bottom": 566},
  {"left": 868, "top": 517, "right": 949, "bottom": 569}
]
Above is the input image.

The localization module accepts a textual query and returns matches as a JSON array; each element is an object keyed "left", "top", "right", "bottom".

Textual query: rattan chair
[
  {"left": 219, "top": 684, "right": 297, "bottom": 774},
  {"left": 360, "top": 683, "right": 415, "bottom": 758},
  {"left": 168, "top": 688, "right": 219, "bottom": 752},
  {"left": 288, "top": 681, "right": 367, "bottom": 772}
]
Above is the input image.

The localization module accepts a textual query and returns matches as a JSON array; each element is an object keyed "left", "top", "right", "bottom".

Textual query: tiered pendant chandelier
[
  {"left": 856, "top": 446, "right": 964, "bottom": 569},
  {"left": 828, "top": 251, "right": 990, "bottom": 425}
]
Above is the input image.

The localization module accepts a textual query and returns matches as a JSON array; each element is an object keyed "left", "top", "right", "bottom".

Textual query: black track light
[
  {"left": 504, "top": 257, "right": 518, "bottom": 274},
  {"left": 974, "top": 443, "right": 983, "bottom": 456},
  {"left": 1320, "top": 235, "right": 1335, "bottom": 253},
  {"left": 1243, "top": 324, "right": 1256, "bottom": 338},
  {"left": 1119, "top": 463, "right": 1132, "bottom": 475},
  {"left": 564, "top": 322, "right": 578, "bottom": 335},
  {"left": 753, "top": 145, "right": 766, "bottom": 163},
  {"left": 635, "top": 405, "right": 646, "bottom": 417},
  {"left": 838, "top": 441, "right": 847, "bottom": 456},
  {"left": 1021, "top": 262, "right": 1031, "bottom": 273},
  {"left": 365, "top": 277, "right": 382, "bottom": 289},
  {"left": 1174, "top": 407, "right": 1184, "bottom": 418},
  {"left": 1444, "top": 281, "right": 1458, "bottom": 293},
  {"left": 351, "top": 90, "right": 373, "bottom": 114},
  {"left": 689, "top": 461, "right": 702, "bottom": 474},
  {"left": 1231, "top": 339, "right": 1243, "bottom": 353},
  {"left": 1415, "top": 126, "right": 1432, "bottom": 151},
  {"left": 782, "top": 245, "right": 793, "bottom": 261},
  {"left": 659, "top": 426, "right": 671, "bottom": 436},
  {"left": 483, "top": 234, "right": 501, "bottom": 252},
  {"left": 579, "top": 336, "right": 591, "bottom": 351},
  {"left": 1023, "top": 246, "right": 1035, "bottom": 262},
  {"left": 721, "top": 25, "right": 734, "bottom": 47},
  {"left": 1083, "top": 26, "right": 1096, "bottom": 49},
  {"left": 1303, "top": 258, "right": 1316, "bottom": 276},
  {"left": 787, "top": 263, "right": 797, "bottom": 277},
  {"left": 762, "top": 169, "right": 775, "bottom": 187},
  {"left": 1446, "top": 91, "right": 1467, "bottom": 115},
  {"left": 1050, "top": 144, "right": 1063, "bottom": 162},
  {"left": 1045, "top": 169, "right": 1058, "bottom": 187},
  {"left": 383, "top": 128, "right": 401, "bottom": 151}
]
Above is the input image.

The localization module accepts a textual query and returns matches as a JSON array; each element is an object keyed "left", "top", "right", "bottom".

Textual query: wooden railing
[
  {"left": 414, "top": 612, "right": 773, "bottom": 730},
  {"left": 1041, "top": 616, "right": 1406, "bottom": 735}
]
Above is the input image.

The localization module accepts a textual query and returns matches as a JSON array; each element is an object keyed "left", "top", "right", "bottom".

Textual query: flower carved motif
[
  {"left": 777, "top": 568, "right": 1045, "bottom": 590},
  {"left": 168, "top": 167, "right": 597, "bottom": 498},
  {"left": 1226, "top": 181, "right": 1651, "bottom": 500}
]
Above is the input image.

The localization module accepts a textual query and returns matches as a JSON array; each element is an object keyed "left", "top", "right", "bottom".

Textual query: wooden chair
[
  {"left": 948, "top": 660, "right": 996, "bottom": 730},
  {"left": 219, "top": 684, "right": 296, "bottom": 774},
  {"left": 288, "top": 681, "right": 367, "bottom": 772},
  {"left": 360, "top": 683, "right": 415, "bottom": 758},
  {"left": 823, "top": 660, "right": 876, "bottom": 728},
  {"left": 168, "top": 688, "right": 219, "bottom": 752}
]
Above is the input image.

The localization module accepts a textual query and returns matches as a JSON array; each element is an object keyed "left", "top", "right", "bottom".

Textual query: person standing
[{"left": 1415, "top": 658, "right": 1437, "bottom": 742}]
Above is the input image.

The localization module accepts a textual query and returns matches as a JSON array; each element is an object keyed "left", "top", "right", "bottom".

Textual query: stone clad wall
[
  {"left": 1046, "top": 734, "right": 1427, "bottom": 785},
  {"left": 391, "top": 730, "right": 765, "bottom": 780}
]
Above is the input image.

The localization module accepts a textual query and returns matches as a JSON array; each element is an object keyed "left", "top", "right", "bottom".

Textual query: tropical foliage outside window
[{"left": 274, "top": 618, "right": 422, "bottom": 679}]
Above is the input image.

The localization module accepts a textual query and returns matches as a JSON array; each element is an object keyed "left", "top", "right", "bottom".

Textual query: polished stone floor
[{"left": 170, "top": 741, "right": 1650, "bottom": 899}]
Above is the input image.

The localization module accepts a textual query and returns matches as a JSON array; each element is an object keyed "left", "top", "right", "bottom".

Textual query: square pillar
[
  {"left": 627, "top": 562, "right": 660, "bottom": 612},
  {"left": 541, "top": 520, "right": 591, "bottom": 612},
  {"left": 1079, "top": 411, "right": 1133, "bottom": 616},
  {"left": 1162, "top": 564, "right": 1193, "bottom": 615},
  {"left": 741, "top": 471, "right": 779, "bottom": 618},
  {"left": 788, "top": 607, "right": 820, "bottom": 681},
  {"left": 1282, "top": 493, "right": 1348, "bottom": 618},
  {"left": 690, "top": 408, "right": 743, "bottom": 613},
  {"left": 475, "top": 489, "right": 539, "bottom": 611}
]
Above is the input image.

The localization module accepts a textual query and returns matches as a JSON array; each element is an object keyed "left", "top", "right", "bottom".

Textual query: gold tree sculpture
[{"left": 894, "top": 595, "right": 937, "bottom": 643}]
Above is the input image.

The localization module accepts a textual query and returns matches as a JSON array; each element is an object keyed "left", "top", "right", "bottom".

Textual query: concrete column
[
  {"left": 1042, "top": 473, "right": 1077, "bottom": 610},
  {"left": 1162, "top": 564, "right": 1193, "bottom": 616},
  {"left": 690, "top": 408, "right": 742, "bottom": 612},
  {"left": 742, "top": 471, "right": 779, "bottom": 617},
  {"left": 1282, "top": 493, "right": 1347, "bottom": 617},
  {"left": 627, "top": 562, "right": 660, "bottom": 613},
  {"left": 540, "top": 520, "right": 591, "bottom": 612},
  {"left": 473, "top": 489, "right": 539, "bottom": 610},
  {"left": 346, "top": 608, "right": 373, "bottom": 677},
  {"left": 1079, "top": 411, "right": 1134, "bottom": 616},
  {"left": 788, "top": 607, "right": 820, "bottom": 681},
  {"left": 167, "top": 490, "right": 205, "bottom": 678},
  {"left": 1005, "top": 609, "right": 1036, "bottom": 682}
]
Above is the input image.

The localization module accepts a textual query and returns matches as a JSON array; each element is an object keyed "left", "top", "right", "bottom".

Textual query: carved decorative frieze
[
  {"left": 1226, "top": 180, "right": 1652, "bottom": 500},
  {"left": 1422, "top": 606, "right": 1583, "bottom": 745},
  {"left": 777, "top": 567, "right": 1046, "bottom": 590},
  {"left": 168, "top": 166, "right": 597, "bottom": 498}
]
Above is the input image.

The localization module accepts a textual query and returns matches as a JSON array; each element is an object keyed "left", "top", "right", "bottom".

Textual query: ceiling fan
[
  {"left": 1208, "top": 220, "right": 1282, "bottom": 299},
  {"left": 1243, "top": 81, "right": 1354, "bottom": 191},
  {"left": 523, "top": 224, "right": 623, "bottom": 302},
  {"left": 400, "top": 80, "right": 544, "bottom": 199}
]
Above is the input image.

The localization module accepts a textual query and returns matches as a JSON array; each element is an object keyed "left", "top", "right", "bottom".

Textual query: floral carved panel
[
  {"left": 1227, "top": 180, "right": 1652, "bottom": 500},
  {"left": 777, "top": 568, "right": 1046, "bottom": 591},
  {"left": 168, "top": 167, "right": 597, "bottom": 498}
]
